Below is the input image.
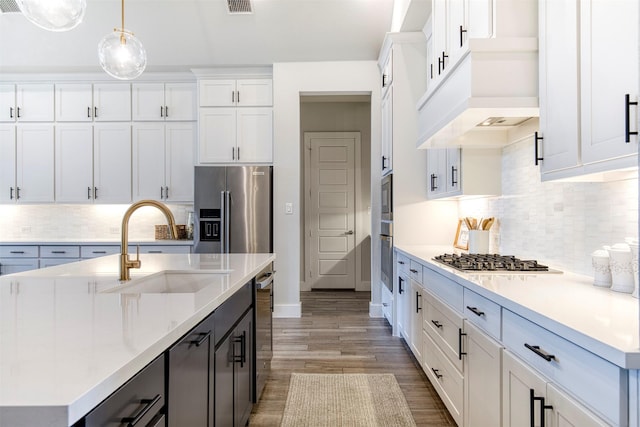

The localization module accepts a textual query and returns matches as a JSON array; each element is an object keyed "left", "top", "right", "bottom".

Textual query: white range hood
[{"left": 416, "top": 37, "right": 539, "bottom": 148}]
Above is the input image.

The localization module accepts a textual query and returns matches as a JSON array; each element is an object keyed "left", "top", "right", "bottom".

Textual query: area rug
[{"left": 280, "top": 373, "right": 417, "bottom": 427}]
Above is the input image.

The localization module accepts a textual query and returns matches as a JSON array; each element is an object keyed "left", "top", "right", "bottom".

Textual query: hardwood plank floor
[{"left": 249, "top": 291, "right": 456, "bottom": 426}]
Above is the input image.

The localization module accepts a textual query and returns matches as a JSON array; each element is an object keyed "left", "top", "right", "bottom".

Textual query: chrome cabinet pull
[{"left": 524, "top": 343, "right": 556, "bottom": 362}]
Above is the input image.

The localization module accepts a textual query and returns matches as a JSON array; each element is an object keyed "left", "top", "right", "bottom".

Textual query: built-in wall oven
[
  {"left": 381, "top": 173, "right": 392, "bottom": 221},
  {"left": 380, "top": 222, "right": 393, "bottom": 292}
]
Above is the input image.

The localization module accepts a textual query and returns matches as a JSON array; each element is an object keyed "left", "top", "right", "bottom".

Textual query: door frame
[{"left": 303, "top": 131, "right": 364, "bottom": 291}]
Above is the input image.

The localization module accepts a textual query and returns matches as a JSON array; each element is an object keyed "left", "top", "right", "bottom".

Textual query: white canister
[
  {"left": 608, "top": 244, "right": 635, "bottom": 293},
  {"left": 627, "top": 241, "right": 639, "bottom": 298},
  {"left": 468, "top": 230, "right": 490, "bottom": 254},
  {"left": 591, "top": 249, "right": 611, "bottom": 287}
]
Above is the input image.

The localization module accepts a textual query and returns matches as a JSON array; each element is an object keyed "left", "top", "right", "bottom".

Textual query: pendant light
[
  {"left": 16, "top": 0, "right": 86, "bottom": 32},
  {"left": 97, "top": 0, "right": 147, "bottom": 80}
]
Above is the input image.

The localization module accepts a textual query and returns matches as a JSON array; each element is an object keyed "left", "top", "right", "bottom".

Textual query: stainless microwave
[{"left": 381, "top": 174, "right": 392, "bottom": 221}]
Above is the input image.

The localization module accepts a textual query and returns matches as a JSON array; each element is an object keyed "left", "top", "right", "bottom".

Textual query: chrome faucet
[{"left": 120, "top": 200, "right": 178, "bottom": 281}]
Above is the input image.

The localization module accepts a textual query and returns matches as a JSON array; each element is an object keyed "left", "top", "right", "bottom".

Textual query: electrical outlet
[{"left": 285, "top": 203, "right": 293, "bottom": 214}]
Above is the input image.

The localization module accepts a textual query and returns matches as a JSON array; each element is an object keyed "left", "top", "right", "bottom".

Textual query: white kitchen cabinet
[
  {"left": 55, "top": 123, "right": 132, "bottom": 203},
  {"left": 15, "top": 124, "right": 54, "bottom": 203},
  {"left": 55, "top": 83, "right": 131, "bottom": 122},
  {"left": 199, "top": 79, "right": 272, "bottom": 107},
  {"left": 380, "top": 50, "right": 393, "bottom": 93},
  {"left": 198, "top": 107, "right": 272, "bottom": 164},
  {"left": 380, "top": 86, "right": 392, "bottom": 175},
  {"left": 132, "top": 82, "right": 196, "bottom": 121},
  {"left": 538, "top": 0, "right": 639, "bottom": 180},
  {"left": 395, "top": 253, "right": 410, "bottom": 341},
  {"left": 0, "top": 84, "right": 54, "bottom": 122},
  {"left": 427, "top": 147, "right": 501, "bottom": 200},
  {"left": 409, "top": 278, "right": 423, "bottom": 363},
  {"left": 0, "top": 125, "right": 16, "bottom": 203},
  {"left": 463, "top": 321, "right": 501, "bottom": 427},
  {"left": 0, "top": 245, "right": 39, "bottom": 275},
  {"left": 133, "top": 122, "right": 195, "bottom": 202},
  {"left": 502, "top": 351, "right": 608, "bottom": 427},
  {"left": 381, "top": 282, "right": 393, "bottom": 325}
]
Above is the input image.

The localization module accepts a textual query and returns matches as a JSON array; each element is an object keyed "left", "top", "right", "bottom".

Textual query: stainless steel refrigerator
[{"left": 194, "top": 166, "right": 273, "bottom": 254}]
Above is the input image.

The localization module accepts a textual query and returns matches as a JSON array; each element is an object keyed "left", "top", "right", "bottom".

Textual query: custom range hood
[{"left": 416, "top": 37, "right": 539, "bottom": 148}]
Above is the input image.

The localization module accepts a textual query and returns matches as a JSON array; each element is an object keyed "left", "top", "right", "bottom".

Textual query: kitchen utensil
[
  {"left": 483, "top": 218, "right": 495, "bottom": 230},
  {"left": 591, "top": 249, "right": 611, "bottom": 287},
  {"left": 464, "top": 217, "right": 473, "bottom": 230}
]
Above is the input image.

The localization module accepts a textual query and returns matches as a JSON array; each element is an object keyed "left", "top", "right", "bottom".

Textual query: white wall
[{"left": 272, "top": 61, "right": 381, "bottom": 317}]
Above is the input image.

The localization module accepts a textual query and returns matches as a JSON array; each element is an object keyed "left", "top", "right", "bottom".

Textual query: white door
[
  {"left": 15, "top": 124, "right": 54, "bottom": 202},
  {"left": 165, "top": 122, "right": 195, "bottom": 202},
  {"left": 132, "top": 122, "right": 166, "bottom": 201},
  {"left": 0, "top": 125, "right": 16, "bottom": 202},
  {"left": 94, "top": 123, "right": 132, "bottom": 203},
  {"left": 306, "top": 132, "right": 357, "bottom": 289},
  {"left": 55, "top": 124, "right": 93, "bottom": 202}
]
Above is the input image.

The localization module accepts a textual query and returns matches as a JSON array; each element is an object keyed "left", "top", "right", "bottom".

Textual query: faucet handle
[{"left": 131, "top": 245, "right": 141, "bottom": 269}]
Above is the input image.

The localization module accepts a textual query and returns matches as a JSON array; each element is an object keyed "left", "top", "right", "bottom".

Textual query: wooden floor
[{"left": 249, "top": 291, "right": 456, "bottom": 426}]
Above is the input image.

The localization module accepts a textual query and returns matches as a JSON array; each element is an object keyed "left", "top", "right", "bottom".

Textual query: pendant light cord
[{"left": 121, "top": 0, "right": 125, "bottom": 30}]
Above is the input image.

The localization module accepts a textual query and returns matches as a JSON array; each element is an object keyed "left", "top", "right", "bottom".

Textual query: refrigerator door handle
[
  {"left": 220, "top": 191, "right": 226, "bottom": 253},
  {"left": 225, "top": 191, "right": 231, "bottom": 253}
]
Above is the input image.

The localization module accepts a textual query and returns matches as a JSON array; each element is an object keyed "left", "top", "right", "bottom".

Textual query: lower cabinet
[
  {"left": 502, "top": 350, "right": 609, "bottom": 427},
  {"left": 396, "top": 271, "right": 410, "bottom": 341},
  {"left": 409, "top": 279, "right": 423, "bottom": 362}
]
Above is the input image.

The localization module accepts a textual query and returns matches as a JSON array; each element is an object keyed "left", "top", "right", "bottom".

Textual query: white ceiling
[{"left": 0, "top": 0, "right": 401, "bottom": 74}]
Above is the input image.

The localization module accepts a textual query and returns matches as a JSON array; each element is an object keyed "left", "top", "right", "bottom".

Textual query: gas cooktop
[{"left": 433, "top": 253, "right": 562, "bottom": 274}]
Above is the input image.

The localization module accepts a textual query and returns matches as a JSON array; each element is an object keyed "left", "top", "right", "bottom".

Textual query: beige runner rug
[{"left": 280, "top": 373, "right": 417, "bottom": 427}]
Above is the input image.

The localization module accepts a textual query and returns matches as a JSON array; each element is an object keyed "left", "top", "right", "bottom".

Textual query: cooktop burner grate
[{"left": 433, "top": 253, "right": 555, "bottom": 273}]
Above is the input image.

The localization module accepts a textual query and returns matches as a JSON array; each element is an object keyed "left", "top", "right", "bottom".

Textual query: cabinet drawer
[
  {"left": 214, "top": 281, "right": 252, "bottom": 346},
  {"left": 422, "top": 266, "right": 463, "bottom": 313},
  {"left": 85, "top": 355, "right": 165, "bottom": 427},
  {"left": 39, "top": 258, "right": 79, "bottom": 269},
  {"left": 422, "top": 330, "right": 463, "bottom": 427},
  {"left": 397, "top": 252, "right": 409, "bottom": 274},
  {"left": 463, "top": 288, "right": 501, "bottom": 341},
  {"left": 0, "top": 246, "right": 38, "bottom": 258},
  {"left": 138, "top": 245, "right": 191, "bottom": 254},
  {"left": 423, "top": 291, "right": 464, "bottom": 373},
  {"left": 81, "top": 245, "right": 120, "bottom": 258},
  {"left": 40, "top": 245, "right": 80, "bottom": 258},
  {"left": 502, "top": 309, "right": 625, "bottom": 425},
  {"left": 409, "top": 260, "right": 423, "bottom": 283}
]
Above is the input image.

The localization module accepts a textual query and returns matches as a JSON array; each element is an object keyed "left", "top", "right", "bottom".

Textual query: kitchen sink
[{"left": 102, "top": 270, "right": 232, "bottom": 294}]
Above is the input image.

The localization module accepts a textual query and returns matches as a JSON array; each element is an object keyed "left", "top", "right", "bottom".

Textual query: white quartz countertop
[
  {"left": 395, "top": 245, "right": 640, "bottom": 370},
  {"left": 0, "top": 252, "right": 275, "bottom": 427}
]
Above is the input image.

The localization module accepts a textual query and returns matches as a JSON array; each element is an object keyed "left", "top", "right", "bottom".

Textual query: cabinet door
[
  {"left": 93, "top": 83, "right": 131, "bottom": 122},
  {"left": 427, "top": 148, "right": 446, "bottom": 198},
  {"left": 236, "top": 107, "right": 273, "bottom": 163},
  {"left": 199, "top": 79, "right": 236, "bottom": 107},
  {"left": 165, "top": 83, "right": 196, "bottom": 121},
  {"left": 133, "top": 123, "right": 166, "bottom": 201},
  {"left": 425, "top": 23, "right": 435, "bottom": 90},
  {"left": 94, "top": 123, "right": 132, "bottom": 203},
  {"left": 410, "top": 279, "right": 423, "bottom": 362},
  {"left": 381, "top": 87, "right": 393, "bottom": 174},
  {"left": 15, "top": 124, "right": 54, "bottom": 202},
  {"left": 236, "top": 79, "right": 273, "bottom": 106},
  {"left": 447, "top": 0, "right": 466, "bottom": 63},
  {"left": 580, "top": 0, "right": 639, "bottom": 164},
  {"left": 55, "top": 124, "right": 93, "bottom": 202},
  {"left": 445, "top": 147, "right": 460, "bottom": 194},
  {"left": 132, "top": 83, "right": 165, "bottom": 121},
  {"left": 165, "top": 122, "right": 195, "bottom": 202},
  {"left": 467, "top": 0, "right": 493, "bottom": 39},
  {"left": 167, "top": 326, "right": 211, "bottom": 427},
  {"left": 215, "top": 332, "right": 235, "bottom": 427},
  {"left": 55, "top": 84, "right": 93, "bottom": 122},
  {"left": 0, "top": 125, "right": 16, "bottom": 203},
  {"left": 539, "top": 0, "right": 580, "bottom": 174},
  {"left": 396, "top": 273, "right": 409, "bottom": 341},
  {"left": 432, "top": 0, "right": 448, "bottom": 78},
  {"left": 0, "top": 258, "right": 39, "bottom": 275},
  {"left": 234, "top": 311, "right": 253, "bottom": 427},
  {"left": 502, "top": 350, "right": 548, "bottom": 427},
  {"left": 16, "top": 84, "right": 54, "bottom": 122},
  {"left": 546, "top": 383, "right": 609, "bottom": 427},
  {"left": 463, "top": 321, "right": 502, "bottom": 427},
  {"left": 0, "top": 85, "right": 15, "bottom": 122},
  {"left": 199, "top": 108, "right": 236, "bottom": 163}
]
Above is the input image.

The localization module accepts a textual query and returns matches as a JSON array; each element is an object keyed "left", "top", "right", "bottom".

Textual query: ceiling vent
[
  {"left": 0, "top": 0, "right": 20, "bottom": 13},
  {"left": 227, "top": 0, "right": 252, "bottom": 14}
]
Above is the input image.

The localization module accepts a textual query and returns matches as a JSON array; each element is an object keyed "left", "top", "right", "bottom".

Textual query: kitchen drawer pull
[
  {"left": 409, "top": 268, "right": 418, "bottom": 274},
  {"left": 458, "top": 328, "right": 467, "bottom": 360},
  {"left": 431, "top": 368, "right": 443, "bottom": 379},
  {"left": 92, "top": 251, "right": 107, "bottom": 254},
  {"left": 147, "top": 250, "right": 162, "bottom": 254},
  {"left": 190, "top": 330, "right": 211, "bottom": 348},
  {"left": 398, "top": 260, "right": 405, "bottom": 265},
  {"left": 431, "top": 319, "right": 443, "bottom": 329},
  {"left": 466, "top": 306, "right": 485, "bottom": 317},
  {"left": 51, "top": 251, "right": 66, "bottom": 254},
  {"left": 625, "top": 94, "right": 638, "bottom": 143},
  {"left": 416, "top": 292, "right": 422, "bottom": 313},
  {"left": 524, "top": 343, "right": 556, "bottom": 362},
  {"left": 534, "top": 132, "right": 544, "bottom": 165},
  {"left": 530, "top": 389, "right": 553, "bottom": 427},
  {"left": 10, "top": 251, "right": 25, "bottom": 254},
  {"left": 121, "top": 394, "right": 162, "bottom": 427}
]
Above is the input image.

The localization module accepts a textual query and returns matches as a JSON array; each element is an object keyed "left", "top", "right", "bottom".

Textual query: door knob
[{"left": 345, "top": 230, "right": 354, "bottom": 235}]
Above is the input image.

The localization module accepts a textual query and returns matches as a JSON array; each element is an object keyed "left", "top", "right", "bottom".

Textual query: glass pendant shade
[
  {"left": 16, "top": 0, "right": 86, "bottom": 32},
  {"left": 98, "top": 30, "right": 147, "bottom": 80}
]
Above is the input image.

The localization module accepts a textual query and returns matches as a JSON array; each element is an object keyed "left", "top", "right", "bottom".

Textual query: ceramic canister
[
  {"left": 626, "top": 238, "right": 639, "bottom": 298},
  {"left": 608, "top": 244, "right": 635, "bottom": 293},
  {"left": 591, "top": 249, "right": 611, "bottom": 287}
]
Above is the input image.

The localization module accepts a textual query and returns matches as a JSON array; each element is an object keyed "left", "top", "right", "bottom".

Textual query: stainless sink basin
[{"left": 102, "top": 270, "right": 232, "bottom": 294}]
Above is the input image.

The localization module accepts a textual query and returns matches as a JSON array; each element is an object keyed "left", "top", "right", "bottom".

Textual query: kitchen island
[{"left": 0, "top": 252, "right": 275, "bottom": 427}]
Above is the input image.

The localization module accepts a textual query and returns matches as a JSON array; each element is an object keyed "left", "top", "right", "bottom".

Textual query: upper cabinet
[
  {"left": 199, "top": 79, "right": 272, "bottom": 107},
  {"left": 55, "top": 83, "right": 131, "bottom": 122},
  {"left": 537, "top": 0, "right": 639, "bottom": 180},
  {"left": 132, "top": 82, "right": 197, "bottom": 121},
  {"left": 0, "top": 84, "right": 54, "bottom": 123},
  {"left": 417, "top": 0, "right": 539, "bottom": 148}
]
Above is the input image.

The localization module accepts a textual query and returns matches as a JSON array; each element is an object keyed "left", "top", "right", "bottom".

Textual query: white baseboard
[
  {"left": 369, "top": 302, "right": 383, "bottom": 318},
  {"left": 273, "top": 303, "right": 302, "bottom": 318}
]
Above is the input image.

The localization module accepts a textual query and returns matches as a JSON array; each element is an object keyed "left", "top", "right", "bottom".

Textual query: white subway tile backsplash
[{"left": 459, "top": 138, "right": 638, "bottom": 276}]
